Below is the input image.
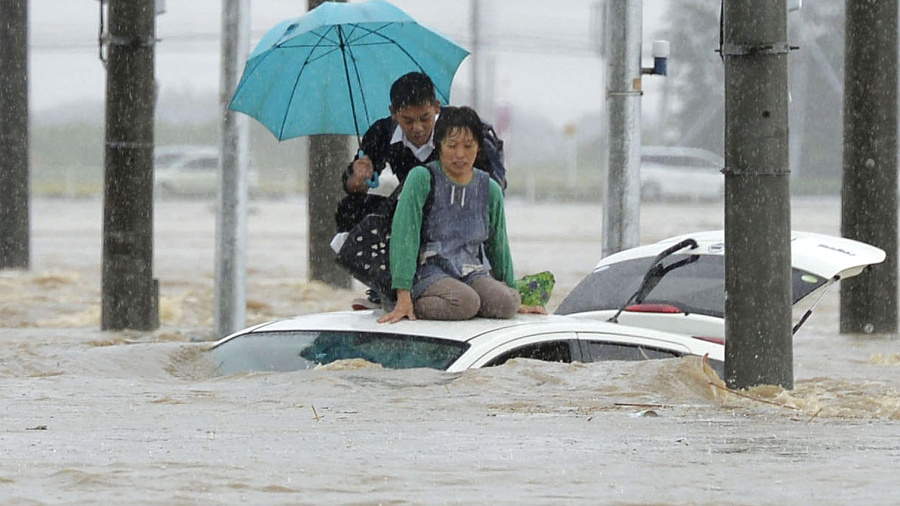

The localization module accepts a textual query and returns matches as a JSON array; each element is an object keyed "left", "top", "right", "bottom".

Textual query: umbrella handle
[{"left": 358, "top": 149, "right": 380, "bottom": 188}]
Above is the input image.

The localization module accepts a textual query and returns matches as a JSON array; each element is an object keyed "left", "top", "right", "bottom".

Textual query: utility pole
[
  {"left": 101, "top": 0, "right": 159, "bottom": 330},
  {"left": 841, "top": 0, "right": 898, "bottom": 335},
  {"left": 602, "top": 0, "right": 642, "bottom": 257},
  {"left": 215, "top": 0, "right": 252, "bottom": 337},
  {"left": 722, "top": 0, "right": 792, "bottom": 389},
  {"left": 0, "top": 0, "right": 29, "bottom": 270},
  {"left": 308, "top": 0, "right": 351, "bottom": 289}
]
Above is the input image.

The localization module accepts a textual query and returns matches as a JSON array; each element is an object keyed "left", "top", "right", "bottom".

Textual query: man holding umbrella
[
  {"left": 336, "top": 72, "right": 507, "bottom": 308},
  {"left": 337, "top": 72, "right": 507, "bottom": 231},
  {"left": 229, "top": 2, "right": 503, "bottom": 307}
]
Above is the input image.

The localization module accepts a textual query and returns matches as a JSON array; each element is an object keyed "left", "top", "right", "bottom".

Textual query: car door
[{"left": 469, "top": 332, "right": 584, "bottom": 369}]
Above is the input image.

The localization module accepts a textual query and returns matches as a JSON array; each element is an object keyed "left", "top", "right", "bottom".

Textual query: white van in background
[
  {"left": 640, "top": 146, "right": 725, "bottom": 202},
  {"left": 154, "top": 145, "right": 260, "bottom": 197}
]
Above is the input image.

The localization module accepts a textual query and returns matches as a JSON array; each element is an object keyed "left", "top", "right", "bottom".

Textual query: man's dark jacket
[{"left": 336, "top": 108, "right": 506, "bottom": 232}]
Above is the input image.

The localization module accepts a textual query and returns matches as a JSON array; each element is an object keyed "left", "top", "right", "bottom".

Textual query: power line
[{"left": 32, "top": 30, "right": 600, "bottom": 57}]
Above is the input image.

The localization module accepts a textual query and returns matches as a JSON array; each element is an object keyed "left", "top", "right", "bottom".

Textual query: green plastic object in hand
[{"left": 516, "top": 271, "right": 555, "bottom": 307}]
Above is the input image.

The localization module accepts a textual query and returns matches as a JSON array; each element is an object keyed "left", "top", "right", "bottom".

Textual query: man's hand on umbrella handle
[{"left": 347, "top": 156, "right": 374, "bottom": 193}]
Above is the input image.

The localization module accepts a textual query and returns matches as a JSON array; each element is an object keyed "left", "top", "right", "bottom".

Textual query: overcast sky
[{"left": 30, "top": 0, "right": 669, "bottom": 129}]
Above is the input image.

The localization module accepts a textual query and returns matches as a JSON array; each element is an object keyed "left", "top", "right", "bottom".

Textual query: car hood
[{"left": 598, "top": 230, "right": 885, "bottom": 281}]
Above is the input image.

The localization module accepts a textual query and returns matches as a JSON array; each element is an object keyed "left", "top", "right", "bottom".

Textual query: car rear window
[
  {"left": 555, "top": 255, "right": 828, "bottom": 318},
  {"left": 210, "top": 330, "right": 469, "bottom": 374}
]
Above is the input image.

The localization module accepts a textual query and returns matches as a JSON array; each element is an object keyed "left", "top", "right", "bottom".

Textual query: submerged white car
[
  {"left": 209, "top": 230, "right": 884, "bottom": 377},
  {"left": 210, "top": 311, "right": 725, "bottom": 375}
]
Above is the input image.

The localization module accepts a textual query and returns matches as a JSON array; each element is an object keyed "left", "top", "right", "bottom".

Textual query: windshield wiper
[{"left": 608, "top": 238, "right": 699, "bottom": 323}]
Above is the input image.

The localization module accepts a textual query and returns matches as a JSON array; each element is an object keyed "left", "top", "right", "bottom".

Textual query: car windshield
[
  {"left": 210, "top": 330, "right": 469, "bottom": 375},
  {"left": 555, "top": 254, "right": 828, "bottom": 318}
]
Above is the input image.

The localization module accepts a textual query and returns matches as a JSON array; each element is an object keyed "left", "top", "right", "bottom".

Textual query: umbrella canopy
[{"left": 229, "top": 0, "right": 470, "bottom": 141}]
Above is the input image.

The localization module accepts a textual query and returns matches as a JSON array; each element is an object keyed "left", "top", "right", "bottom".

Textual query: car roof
[
  {"left": 214, "top": 311, "right": 565, "bottom": 346},
  {"left": 594, "top": 230, "right": 886, "bottom": 281},
  {"left": 213, "top": 310, "right": 723, "bottom": 358}
]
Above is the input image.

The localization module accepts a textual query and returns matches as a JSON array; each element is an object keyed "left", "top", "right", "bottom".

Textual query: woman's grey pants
[{"left": 414, "top": 276, "right": 520, "bottom": 321}]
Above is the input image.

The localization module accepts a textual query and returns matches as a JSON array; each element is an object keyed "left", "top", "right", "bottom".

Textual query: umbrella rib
[
  {"left": 276, "top": 28, "right": 341, "bottom": 66},
  {"left": 342, "top": 23, "right": 431, "bottom": 60},
  {"left": 273, "top": 44, "right": 343, "bottom": 66},
  {"left": 344, "top": 24, "right": 442, "bottom": 99},
  {"left": 337, "top": 25, "right": 363, "bottom": 143},
  {"left": 278, "top": 26, "right": 336, "bottom": 140},
  {"left": 359, "top": 29, "right": 427, "bottom": 73},
  {"left": 339, "top": 22, "right": 392, "bottom": 45},
  {"left": 342, "top": 39, "right": 371, "bottom": 139},
  {"left": 278, "top": 23, "right": 436, "bottom": 75},
  {"left": 278, "top": 31, "right": 340, "bottom": 49}
]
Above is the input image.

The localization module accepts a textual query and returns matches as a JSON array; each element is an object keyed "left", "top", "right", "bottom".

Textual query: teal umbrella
[{"left": 229, "top": 0, "right": 469, "bottom": 142}]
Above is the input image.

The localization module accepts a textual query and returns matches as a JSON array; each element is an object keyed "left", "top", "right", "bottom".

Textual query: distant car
[
  {"left": 154, "top": 145, "right": 260, "bottom": 197},
  {"left": 209, "top": 311, "right": 725, "bottom": 375},
  {"left": 555, "top": 230, "right": 886, "bottom": 342},
  {"left": 640, "top": 146, "right": 725, "bottom": 202}
]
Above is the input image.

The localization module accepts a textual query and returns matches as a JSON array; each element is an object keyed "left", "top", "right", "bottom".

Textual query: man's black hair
[
  {"left": 390, "top": 72, "right": 438, "bottom": 110},
  {"left": 433, "top": 106, "right": 484, "bottom": 153}
]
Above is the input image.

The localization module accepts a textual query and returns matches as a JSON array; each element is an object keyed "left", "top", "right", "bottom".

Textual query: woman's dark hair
[{"left": 433, "top": 106, "right": 484, "bottom": 153}]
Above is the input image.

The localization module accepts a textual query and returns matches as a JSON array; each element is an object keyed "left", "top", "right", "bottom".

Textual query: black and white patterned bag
[{"left": 335, "top": 209, "right": 395, "bottom": 296}]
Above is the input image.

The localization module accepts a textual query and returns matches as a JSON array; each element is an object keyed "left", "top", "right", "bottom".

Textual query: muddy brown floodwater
[{"left": 1, "top": 196, "right": 897, "bottom": 504}]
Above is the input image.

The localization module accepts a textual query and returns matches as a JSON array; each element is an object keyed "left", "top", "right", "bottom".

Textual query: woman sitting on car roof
[{"left": 378, "top": 106, "right": 546, "bottom": 323}]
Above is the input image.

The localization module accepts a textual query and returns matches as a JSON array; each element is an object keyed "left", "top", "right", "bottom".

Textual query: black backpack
[{"left": 480, "top": 123, "right": 507, "bottom": 190}]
